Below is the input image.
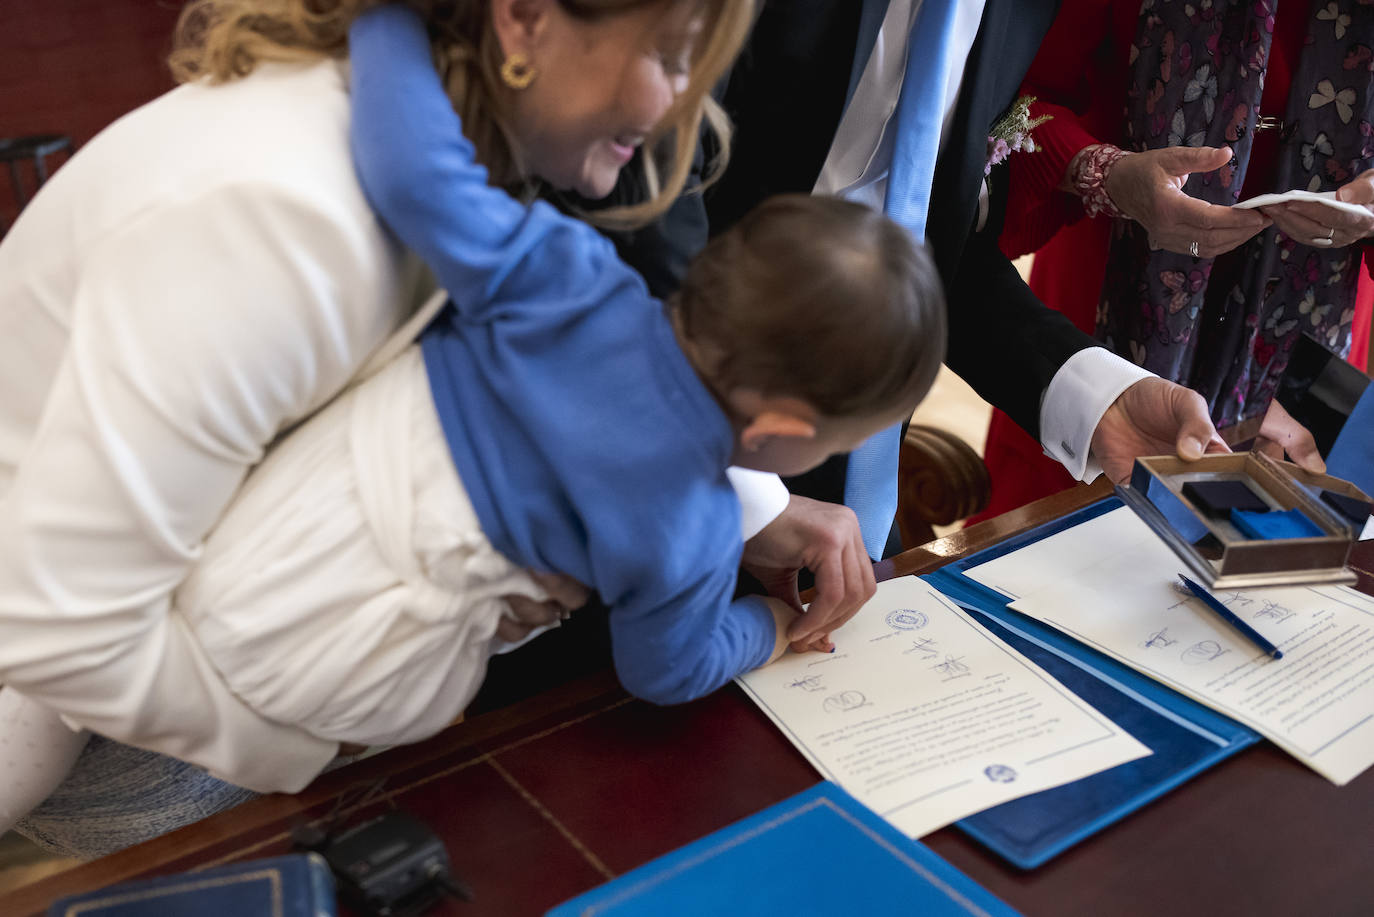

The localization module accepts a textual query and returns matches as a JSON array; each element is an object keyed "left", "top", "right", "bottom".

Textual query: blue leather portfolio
[
  {"left": 546, "top": 781, "right": 1019, "bottom": 916},
  {"left": 924, "top": 497, "right": 1261, "bottom": 869},
  {"left": 47, "top": 853, "right": 336, "bottom": 917}
]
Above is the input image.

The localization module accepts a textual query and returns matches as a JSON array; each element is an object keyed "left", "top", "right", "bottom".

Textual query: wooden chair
[
  {"left": 0, "top": 134, "right": 72, "bottom": 234},
  {"left": 896, "top": 424, "right": 991, "bottom": 548}
]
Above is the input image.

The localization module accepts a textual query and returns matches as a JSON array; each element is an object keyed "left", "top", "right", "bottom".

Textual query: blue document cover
[
  {"left": 924, "top": 498, "right": 1260, "bottom": 869},
  {"left": 547, "top": 782, "right": 1019, "bottom": 916},
  {"left": 47, "top": 853, "right": 336, "bottom": 917}
]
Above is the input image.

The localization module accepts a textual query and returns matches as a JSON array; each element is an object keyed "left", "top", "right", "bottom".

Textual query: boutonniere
[{"left": 985, "top": 95, "right": 1052, "bottom": 176}]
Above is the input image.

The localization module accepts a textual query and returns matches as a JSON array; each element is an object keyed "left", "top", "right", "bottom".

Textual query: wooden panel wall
[{"left": 0, "top": 1, "right": 185, "bottom": 225}]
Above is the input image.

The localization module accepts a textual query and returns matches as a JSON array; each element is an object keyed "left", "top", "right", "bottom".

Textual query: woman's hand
[
  {"left": 1103, "top": 146, "right": 1271, "bottom": 257},
  {"left": 740, "top": 495, "right": 876, "bottom": 654},
  {"left": 1260, "top": 170, "right": 1374, "bottom": 249},
  {"left": 1254, "top": 399, "right": 1325, "bottom": 472},
  {"left": 496, "top": 571, "right": 590, "bottom": 643}
]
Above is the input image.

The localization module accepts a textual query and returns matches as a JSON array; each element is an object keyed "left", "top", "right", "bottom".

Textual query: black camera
[{"left": 299, "top": 810, "right": 472, "bottom": 916}]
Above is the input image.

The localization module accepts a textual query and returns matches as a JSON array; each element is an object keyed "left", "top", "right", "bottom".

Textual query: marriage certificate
[
  {"left": 966, "top": 506, "right": 1374, "bottom": 785},
  {"left": 736, "top": 576, "right": 1150, "bottom": 839}
]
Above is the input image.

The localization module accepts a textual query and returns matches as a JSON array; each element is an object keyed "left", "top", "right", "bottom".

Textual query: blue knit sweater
[{"left": 347, "top": 7, "right": 776, "bottom": 704}]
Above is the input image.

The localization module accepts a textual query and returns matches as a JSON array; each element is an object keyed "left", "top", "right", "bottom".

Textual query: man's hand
[
  {"left": 741, "top": 494, "right": 876, "bottom": 653},
  {"left": 496, "top": 571, "right": 590, "bottom": 644},
  {"left": 1254, "top": 398, "right": 1326, "bottom": 472},
  {"left": 1090, "top": 377, "right": 1229, "bottom": 482}
]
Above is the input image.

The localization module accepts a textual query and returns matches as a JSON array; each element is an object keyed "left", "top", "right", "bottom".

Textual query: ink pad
[{"left": 1182, "top": 479, "right": 1269, "bottom": 517}]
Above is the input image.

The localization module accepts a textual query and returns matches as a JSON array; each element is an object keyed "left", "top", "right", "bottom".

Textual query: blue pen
[{"left": 1177, "top": 574, "right": 1283, "bottom": 660}]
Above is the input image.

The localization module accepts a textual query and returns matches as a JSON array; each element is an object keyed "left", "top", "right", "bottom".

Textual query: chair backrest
[{"left": 0, "top": 134, "right": 72, "bottom": 228}]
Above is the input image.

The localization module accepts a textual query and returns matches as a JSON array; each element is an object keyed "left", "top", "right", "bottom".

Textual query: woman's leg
[
  {"left": 0, "top": 688, "right": 89, "bottom": 834},
  {"left": 179, "top": 345, "right": 547, "bottom": 748},
  {"left": 12, "top": 735, "right": 257, "bottom": 859}
]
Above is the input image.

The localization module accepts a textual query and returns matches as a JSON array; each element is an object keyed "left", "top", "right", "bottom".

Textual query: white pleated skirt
[{"left": 176, "top": 346, "right": 549, "bottom": 747}]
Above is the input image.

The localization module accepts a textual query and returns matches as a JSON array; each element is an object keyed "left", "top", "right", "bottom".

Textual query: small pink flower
[
  {"left": 985, "top": 137, "right": 1011, "bottom": 175},
  {"left": 985, "top": 95, "right": 1051, "bottom": 174}
]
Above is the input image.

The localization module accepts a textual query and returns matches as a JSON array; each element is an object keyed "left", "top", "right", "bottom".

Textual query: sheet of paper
[
  {"left": 1233, "top": 188, "right": 1369, "bottom": 219},
  {"left": 966, "top": 507, "right": 1374, "bottom": 785},
  {"left": 736, "top": 576, "right": 1150, "bottom": 839}
]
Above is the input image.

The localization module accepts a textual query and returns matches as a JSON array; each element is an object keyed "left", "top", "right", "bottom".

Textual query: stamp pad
[{"left": 1115, "top": 451, "right": 1370, "bottom": 589}]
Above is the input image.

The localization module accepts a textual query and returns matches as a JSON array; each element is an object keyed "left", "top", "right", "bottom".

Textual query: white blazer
[{"left": 0, "top": 59, "right": 432, "bottom": 792}]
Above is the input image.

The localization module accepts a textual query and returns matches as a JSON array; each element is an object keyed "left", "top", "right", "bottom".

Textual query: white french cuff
[
  {"left": 727, "top": 467, "right": 791, "bottom": 541},
  {"left": 1040, "top": 346, "right": 1155, "bottom": 481}
]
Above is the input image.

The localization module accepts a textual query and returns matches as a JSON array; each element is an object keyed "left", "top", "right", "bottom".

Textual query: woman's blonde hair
[{"left": 169, "top": 0, "right": 752, "bottom": 229}]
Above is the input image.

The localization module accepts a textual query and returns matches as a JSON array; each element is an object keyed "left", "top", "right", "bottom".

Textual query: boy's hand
[
  {"left": 741, "top": 495, "right": 875, "bottom": 649},
  {"left": 763, "top": 597, "right": 801, "bottom": 663},
  {"left": 759, "top": 600, "right": 834, "bottom": 662}
]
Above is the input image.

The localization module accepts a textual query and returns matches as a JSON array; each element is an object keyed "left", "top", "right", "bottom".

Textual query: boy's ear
[
  {"left": 739, "top": 411, "right": 818, "bottom": 451},
  {"left": 730, "top": 390, "right": 813, "bottom": 453},
  {"left": 730, "top": 389, "right": 819, "bottom": 452},
  {"left": 492, "top": 0, "right": 551, "bottom": 56}
]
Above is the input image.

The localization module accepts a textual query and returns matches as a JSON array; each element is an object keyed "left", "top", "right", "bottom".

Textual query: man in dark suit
[{"left": 597, "top": 0, "right": 1227, "bottom": 647}]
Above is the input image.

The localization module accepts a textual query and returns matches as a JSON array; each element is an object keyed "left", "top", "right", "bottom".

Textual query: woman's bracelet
[{"left": 1069, "top": 144, "right": 1131, "bottom": 219}]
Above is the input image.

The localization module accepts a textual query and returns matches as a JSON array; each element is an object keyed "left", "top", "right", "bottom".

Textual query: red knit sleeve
[{"left": 999, "top": 0, "right": 1118, "bottom": 258}]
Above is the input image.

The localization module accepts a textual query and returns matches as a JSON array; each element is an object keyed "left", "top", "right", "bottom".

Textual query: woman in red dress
[{"left": 975, "top": 0, "right": 1374, "bottom": 522}]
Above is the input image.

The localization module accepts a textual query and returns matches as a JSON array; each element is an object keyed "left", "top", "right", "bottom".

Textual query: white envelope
[{"left": 1233, "top": 188, "right": 1369, "bottom": 219}]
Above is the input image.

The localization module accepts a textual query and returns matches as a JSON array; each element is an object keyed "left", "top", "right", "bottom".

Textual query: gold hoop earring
[{"left": 500, "top": 53, "right": 537, "bottom": 89}]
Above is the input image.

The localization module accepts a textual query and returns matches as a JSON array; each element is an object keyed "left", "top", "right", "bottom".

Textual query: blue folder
[
  {"left": 1327, "top": 381, "right": 1374, "bottom": 499},
  {"left": 547, "top": 781, "right": 1020, "bottom": 916},
  {"left": 923, "top": 498, "right": 1260, "bottom": 869},
  {"left": 47, "top": 853, "right": 336, "bottom": 916}
]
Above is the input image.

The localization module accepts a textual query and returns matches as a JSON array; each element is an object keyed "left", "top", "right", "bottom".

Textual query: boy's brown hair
[{"left": 674, "top": 194, "right": 947, "bottom": 418}]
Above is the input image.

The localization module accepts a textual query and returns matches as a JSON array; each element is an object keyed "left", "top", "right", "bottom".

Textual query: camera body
[{"left": 316, "top": 811, "right": 466, "bottom": 916}]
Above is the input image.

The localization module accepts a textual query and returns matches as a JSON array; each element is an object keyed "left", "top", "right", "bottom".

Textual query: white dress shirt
[{"left": 814, "top": 0, "right": 1153, "bottom": 482}]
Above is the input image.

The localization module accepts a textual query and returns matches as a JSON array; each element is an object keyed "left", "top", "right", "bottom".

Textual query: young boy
[{"left": 164, "top": 4, "right": 948, "bottom": 758}]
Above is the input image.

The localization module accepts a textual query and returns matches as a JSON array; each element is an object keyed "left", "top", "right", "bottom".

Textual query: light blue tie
[{"left": 844, "top": 0, "right": 961, "bottom": 559}]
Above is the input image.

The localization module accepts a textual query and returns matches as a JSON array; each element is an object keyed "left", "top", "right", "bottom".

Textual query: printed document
[
  {"left": 737, "top": 576, "right": 1150, "bottom": 838},
  {"left": 966, "top": 507, "right": 1374, "bottom": 785}
]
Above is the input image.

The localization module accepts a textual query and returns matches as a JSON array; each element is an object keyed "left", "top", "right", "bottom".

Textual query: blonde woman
[{"left": 0, "top": 0, "right": 751, "bottom": 857}]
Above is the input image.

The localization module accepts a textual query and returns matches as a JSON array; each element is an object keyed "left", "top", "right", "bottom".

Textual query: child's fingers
[{"left": 788, "top": 634, "right": 835, "bottom": 654}]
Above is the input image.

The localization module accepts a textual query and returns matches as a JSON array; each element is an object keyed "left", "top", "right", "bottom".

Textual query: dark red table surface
[{"left": 7, "top": 480, "right": 1374, "bottom": 916}]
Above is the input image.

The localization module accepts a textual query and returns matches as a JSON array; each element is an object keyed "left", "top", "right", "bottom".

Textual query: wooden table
[{"left": 7, "top": 480, "right": 1374, "bottom": 916}]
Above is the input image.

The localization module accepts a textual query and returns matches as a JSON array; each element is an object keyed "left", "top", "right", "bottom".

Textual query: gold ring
[{"left": 1327, "top": 226, "right": 1336, "bottom": 240}]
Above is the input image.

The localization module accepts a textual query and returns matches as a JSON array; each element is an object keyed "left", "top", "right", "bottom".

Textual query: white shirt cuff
[
  {"left": 727, "top": 467, "right": 790, "bottom": 540},
  {"left": 1040, "top": 347, "right": 1154, "bottom": 481}
]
